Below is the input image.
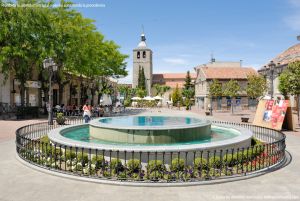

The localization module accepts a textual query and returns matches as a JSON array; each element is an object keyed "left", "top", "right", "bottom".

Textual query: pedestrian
[{"left": 83, "top": 103, "right": 91, "bottom": 123}]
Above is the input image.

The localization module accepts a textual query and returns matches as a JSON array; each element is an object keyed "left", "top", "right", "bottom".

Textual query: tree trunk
[
  {"left": 69, "top": 84, "right": 72, "bottom": 105},
  {"left": 231, "top": 97, "right": 234, "bottom": 114},
  {"left": 20, "top": 83, "right": 26, "bottom": 106},
  {"left": 59, "top": 84, "right": 64, "bottom": 105},
  {"left": 297, "top": 94, "right": 300, "bottom": 126}
]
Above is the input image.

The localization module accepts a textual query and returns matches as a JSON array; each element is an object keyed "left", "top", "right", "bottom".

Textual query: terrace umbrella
[
  {"left": 262, "top": 95, "right": 272, "bottom": 100},
  {"left": 153, "top": 96, "right": 163, "bottom": 100},
  {"left": 143, "top": 96, "right": 155, "bottom": 101},
  {"left": 131, "top": 97, "right": 142, "bottom": 101}
]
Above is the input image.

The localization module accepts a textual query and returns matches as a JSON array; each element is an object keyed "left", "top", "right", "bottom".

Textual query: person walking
[{"left": 83, "top": 103, "right": 91, "bottom": 123}]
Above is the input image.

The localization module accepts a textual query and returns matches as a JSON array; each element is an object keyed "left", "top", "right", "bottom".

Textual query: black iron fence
[{"left": 16, "top": 118, "right": 286, "bottom": 183}]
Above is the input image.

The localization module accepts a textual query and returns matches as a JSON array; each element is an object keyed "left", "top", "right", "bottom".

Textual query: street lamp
[
  {"left": 43, "top": 58, "right": 58, "bottom": 125},
  {"left": 261, "top": 61, "right": 282, "bottom": 99}
]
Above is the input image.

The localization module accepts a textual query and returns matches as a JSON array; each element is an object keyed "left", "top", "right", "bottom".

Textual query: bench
[{"left": 241, "top": 117, "right": 249, "bottom": 123}]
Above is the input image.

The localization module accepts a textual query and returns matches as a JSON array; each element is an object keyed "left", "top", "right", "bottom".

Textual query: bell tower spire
[{"left": 132, "top": 28, "right": 153, "bottom": 96}]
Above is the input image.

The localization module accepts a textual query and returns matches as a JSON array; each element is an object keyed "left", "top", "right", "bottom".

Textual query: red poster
[{"left": 270, "top": 100, "right": 288, "bottom": 128}]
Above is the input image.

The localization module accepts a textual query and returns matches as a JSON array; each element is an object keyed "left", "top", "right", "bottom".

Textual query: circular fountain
[
  {"left": 48, "top": 115, "right": 253, "bottom": 152},
  {"left": 89, "top": 116, "right": 211, "bottom": 144},
  {"left": 17, "top": 112, "right": 286, "bottom": 185}
]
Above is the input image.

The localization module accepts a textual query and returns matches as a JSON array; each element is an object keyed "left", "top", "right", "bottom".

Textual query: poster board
[{"left": 253, "top": 99, "right": 291, "bottom": 130}]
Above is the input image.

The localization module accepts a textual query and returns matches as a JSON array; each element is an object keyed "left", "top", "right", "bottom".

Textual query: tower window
[
  {"left": 143, "top": 51, "right": 146, "bottom": 58},
  {"left": 137, "top": 51, "right": 140, "bottom": 59}
]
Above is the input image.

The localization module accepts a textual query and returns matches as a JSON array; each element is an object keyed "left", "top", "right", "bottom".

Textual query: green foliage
[
  {"left": 111, "top": 158, "right": 124, "bottom": 173},
  {"left": 223, "top": 79, "right": 241, "bottom": 98},
  {"left": 246, "top": 74, "right": 267, "bottom": 99},
  {"left": 148, "top": 171, "right": 163, "bottom": 180},
  {"left": 0, "top": 0, "right": 128, "bottom": 105},
  {"left": 77, "top": 153, "right": 89, "bottom": 165},
  {"left": 251, "top": 138, "right": 262, "bottom": 146},
  {"left": 182, "top": 71, "right": 195, "bottom": 106},
  {"left": 209, "top": 156, "right": 222, "bottom": 169},
  {"left": 279, "top": 61, "right": 300, "bottom": 99},
  {"left": 56, "top": 112, "right": 65, "bottom": 125},
  {"left": 118, "top": 85, "right": 130, "bottom": 99},
  {"left": 182, "top": 88, "right": 194, "bottom": 99},
  {"left": 65, "top": 150, "right": 76, "bottom": 160},
  {"left": 194, "top": 157, "right": 208, "bottom": 170},
  {"left": 285, "top": 61, "right": 300, "bottom": 95},
  {"left": 172, "top": 84, "right": 182, "bottom": 106},
  {"left": 136, "top": 88, "right": 146, "bottom": 98},
  {"left": 91, "top": 155, "right": 105, "bottom": 169},
  {"left": 124, "top": 99, "right": 131, "bottom": 107},
  {"left": 279, "top": 71, "right": 292, "bottom": 98},
  {"left": 40, "top": 136, "right": 50, "bottom": 144},
  {"left": 147, "top": 160, "right": 165, "bottom": 172},
  {"left": 171, "top": 158, "right": 185, "bottom": 172},
  {"left": 127, "top": 159, "right": 141, "bottom": 173},
  {"left": 153, "top": 84, "right": 170, "bottom": 96},
  {"left": 184, "top": 70, "right": 193, "bottom": 90},
  {"left": 209, "top": 79, "right": 223, "bottom": 97},
  {"left": 223, "top": 79, "right": 241, "bottom": 114},
  {"left": 138, "top": 66, "right": 146, "bottom": 90}
]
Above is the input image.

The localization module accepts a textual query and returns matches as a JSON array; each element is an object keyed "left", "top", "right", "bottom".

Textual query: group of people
[
  {"left": 53, "top": 104, "right": 106, "bottom": 119},
  {"left": 52, "top": 102, "right": 124, "bottom": 123}
]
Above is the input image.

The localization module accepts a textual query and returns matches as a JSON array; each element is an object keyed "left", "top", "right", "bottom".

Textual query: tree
[
  {"left": 0, "top": 0, "right": 128, "bottom": 106},
  {"left": 138, "top": 66, "right": 146, "bottom": 90},
  {"left": 161, "top": 85, "right": 171, "bottom": 96},
  {"left": 153, "top": 84, "right": 162, "bottom": 96},
  {"left": 207, "top": 79, "right": 223, "bottom": 111},
  {"left": 172, "top": 84, "right": 182, "bottom": 106},
  {"left": 118, "top": 85, "right": 130, "bottom": 100},
  {"left": 153, "top": 84, "right": 171, "bottom": 97},
  {"left": 223, "top": 79, "right": 241, "bottom": 114},
  {"left": 184, "top": 70, "right": 193, "bottom": 90},
  {"left": 278, "top": 61, "right": 300, "bottom": 123},
  {"left": 183, "top": 71, "right": 195, "bottom": 98},
  {"left": 136, "top": 88, "right": 146, "bottom": 98},
  {"left": 246, "top": 74, "right": 267, "bottom": 107},
  {"left": 278, "top": 71, "right": 292, "bottom": 98},
  {"left": 209, "top": 79, "right": 223, "bottom": 97}
]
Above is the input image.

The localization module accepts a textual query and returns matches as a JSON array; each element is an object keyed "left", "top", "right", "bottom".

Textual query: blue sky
[{"left": 72, "top": 0, "right": 300, "bottom": 83}]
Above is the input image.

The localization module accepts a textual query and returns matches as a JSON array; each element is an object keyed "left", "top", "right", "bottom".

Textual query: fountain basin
[{"left": 89, "top": 116, "right": 212, "bottom": 145}]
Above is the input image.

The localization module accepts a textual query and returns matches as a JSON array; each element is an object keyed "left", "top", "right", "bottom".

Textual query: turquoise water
[
  {"left": 99, "top": 116, "right": 203, "bottom": 127},
  {"left": 62, "top": 125, "right": 240, "bottom": 146}
]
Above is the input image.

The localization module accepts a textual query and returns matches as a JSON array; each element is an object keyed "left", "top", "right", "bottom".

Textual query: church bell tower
[{"left": 132, "top": 32, "right": 153, "bottom": 96}]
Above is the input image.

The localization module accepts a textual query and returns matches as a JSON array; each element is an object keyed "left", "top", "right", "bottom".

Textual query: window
[
  {"left": 137, "top": 51, "right": 140, "bottom": 59},
  {"left": 143, "top": 51, "right": 146, "bottom": 58}
]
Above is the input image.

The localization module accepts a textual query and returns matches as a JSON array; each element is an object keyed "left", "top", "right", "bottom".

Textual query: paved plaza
[{"left": 0, "top": 109, "right": 300, "bottom": 201}]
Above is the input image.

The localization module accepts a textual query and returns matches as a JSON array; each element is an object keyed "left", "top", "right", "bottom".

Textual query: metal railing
[{"left": 15, "top": 118, "right": 286, "bottom": 183}]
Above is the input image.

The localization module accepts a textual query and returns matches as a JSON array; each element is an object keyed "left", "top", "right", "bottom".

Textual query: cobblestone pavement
[{"left": 0, "top": 109, "right": 299, "bottom": 201}]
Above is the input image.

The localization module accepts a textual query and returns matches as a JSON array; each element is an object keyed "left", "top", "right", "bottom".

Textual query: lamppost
[
  {"left": 261, "top": 61, "right": 282, "bottom": 99},
  {"left": 43, "top": 58, "right": 57, "bottom": 125}
]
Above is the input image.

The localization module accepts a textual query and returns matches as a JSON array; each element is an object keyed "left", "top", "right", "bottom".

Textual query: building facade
[
  {"left": 194, "top": 60, "right": 256, "bottom": 110},
  {"left": 258, "top": 39, "right": 300, "bottom": 108},
  {"left": 132, "top": 33, "right": 153, "bottom": 96},
  {"left": 0, "top": 69, "right": 117, "bottom": 110}
]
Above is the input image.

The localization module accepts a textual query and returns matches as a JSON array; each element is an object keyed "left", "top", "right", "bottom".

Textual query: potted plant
[{"left": 56, "top": 112, "right": 66, "bottom": 125}]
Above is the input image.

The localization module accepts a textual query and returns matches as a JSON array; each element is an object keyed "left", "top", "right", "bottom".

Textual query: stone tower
[{"left": 132, "top": 32, "right": 153, "bottom": 96}]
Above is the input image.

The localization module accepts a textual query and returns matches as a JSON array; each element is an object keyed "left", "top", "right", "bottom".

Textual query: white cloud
[{"left": 162, "top": 58, "right": 189, "bottom": 65}]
